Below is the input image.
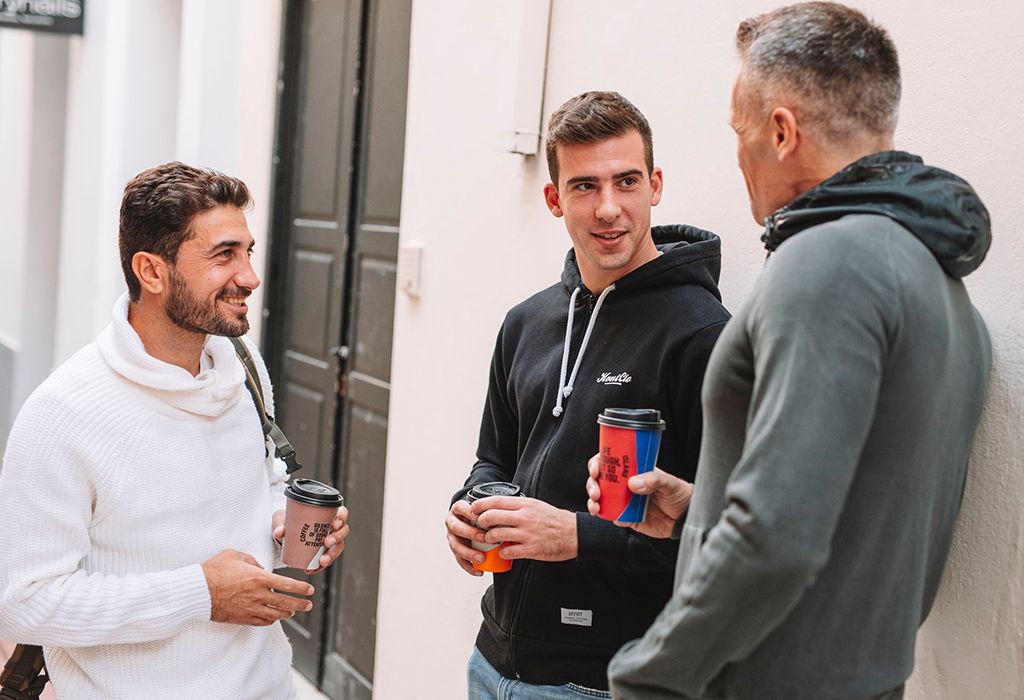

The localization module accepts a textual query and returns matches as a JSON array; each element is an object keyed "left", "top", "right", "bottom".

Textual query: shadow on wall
[{"left": 0, "top": 343, "right": 13, "bottom": 452}]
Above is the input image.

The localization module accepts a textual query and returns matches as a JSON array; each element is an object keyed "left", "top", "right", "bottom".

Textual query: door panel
[
  {"left": 321, "top": 0, "right": 411, "bottom": 696},
  {"left": 295, "top": 0, "right": 353, "bottom": 218},
  {"left": 351, "top": 259, "right": 396, "bottom": 380},
  {"left": 273, "top": 0, "right": 364, "bottom": 682},
  {"left": 288, "top": 249, "right": 336, "bottom": 356},
  {"left": 268, "top": 0, "right": 411, "bottom": 695}
]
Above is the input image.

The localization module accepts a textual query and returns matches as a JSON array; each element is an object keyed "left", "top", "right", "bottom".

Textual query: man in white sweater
[{"left": 0, "top": 162, "right": 349, "bottom": 699}]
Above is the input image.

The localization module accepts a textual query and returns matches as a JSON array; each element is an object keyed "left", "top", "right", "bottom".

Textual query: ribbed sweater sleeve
[{"left": 0, "top": 389, "right": 212, "bottom": 647}]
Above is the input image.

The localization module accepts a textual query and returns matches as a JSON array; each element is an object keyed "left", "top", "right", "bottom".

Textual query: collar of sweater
[{"left": 96, "top": 292, "right": 247, "bottom": 418}]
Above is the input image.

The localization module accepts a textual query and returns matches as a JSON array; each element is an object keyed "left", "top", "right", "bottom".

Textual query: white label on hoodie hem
[{"left": 561, "top": 608, "right": 593, "bottom": 626}]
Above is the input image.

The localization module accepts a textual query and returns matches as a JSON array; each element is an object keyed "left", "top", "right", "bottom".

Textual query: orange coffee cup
[{"left": 463, "top": 482, "right": 523, "bottom": 573}]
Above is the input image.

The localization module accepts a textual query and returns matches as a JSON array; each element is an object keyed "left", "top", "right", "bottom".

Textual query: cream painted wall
[{"left": 375, "top": 2, "right": 1024, "bottom": 698}]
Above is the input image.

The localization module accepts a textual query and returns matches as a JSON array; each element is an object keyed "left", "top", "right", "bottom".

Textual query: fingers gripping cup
[
  {"left": 596, "top": 408, "right": 666, "bottom": 523},
  {"left": 282, "top": 479, "right": 344, "bottom": 570},
  {"left": 463, "top": 482, "right": 523, "bottom": 573}
]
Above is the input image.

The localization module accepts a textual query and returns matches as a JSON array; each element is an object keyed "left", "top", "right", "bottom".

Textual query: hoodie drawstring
[{"left": 552, "top": 283, "right": 615, "bottom": 418}]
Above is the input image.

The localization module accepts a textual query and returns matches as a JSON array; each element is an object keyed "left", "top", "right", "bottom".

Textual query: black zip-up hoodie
[{"left": 453, "top": 225, "right": 732, "bottom": 690}]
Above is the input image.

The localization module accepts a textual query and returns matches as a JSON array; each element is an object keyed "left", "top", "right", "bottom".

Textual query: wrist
[{"left": 566, "top": 509, "right": 578, "bottom": 559}]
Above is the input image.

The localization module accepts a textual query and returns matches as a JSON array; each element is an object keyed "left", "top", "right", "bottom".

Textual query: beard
[{"left": 165, "top": 266, "right": 250, "bottom": 337}]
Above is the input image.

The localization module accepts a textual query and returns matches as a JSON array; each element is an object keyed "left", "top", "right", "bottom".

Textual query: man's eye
[
  {"left": 575, "top": 183, "right": 595, "bottom": 191},
  {"left": 218, "top": 250, "right": 233, "bottom": 258},
  {"left": 621, "top": 177, "right": 637, "bottom": 187}
]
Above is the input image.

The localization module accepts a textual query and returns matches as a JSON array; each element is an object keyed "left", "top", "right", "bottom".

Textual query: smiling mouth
[
  {"left": 219, "top": 297, "right": 248, "bottom": 308},
  {"left": 593, "top": 231, "right": 626, "bottom": 240}
]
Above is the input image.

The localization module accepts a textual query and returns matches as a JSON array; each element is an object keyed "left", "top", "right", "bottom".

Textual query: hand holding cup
[
  {"left": 587, "top": 456, "right": 693, "bottom": 540},
  {"left": 273, "top": 505, "right": 349, "bottom": 574},
  {"left": 202, "top": 549, "right": 315, "bottom": 626},
  {"left": 276, "top": 479, "right": 346, "bottom": 573}
]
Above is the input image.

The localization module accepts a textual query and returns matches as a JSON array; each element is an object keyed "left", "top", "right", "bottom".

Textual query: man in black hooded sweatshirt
[
  {"left": 591, "top": 5, "right": 992, "bottom": 700},
  {"left": 444, "top": 91, "right": 731, "bottom": 699}
]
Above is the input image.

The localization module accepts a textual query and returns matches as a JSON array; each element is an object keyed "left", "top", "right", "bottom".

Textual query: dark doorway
[{"left": 262, "top": 0, "right": 412, "bottom": 697}]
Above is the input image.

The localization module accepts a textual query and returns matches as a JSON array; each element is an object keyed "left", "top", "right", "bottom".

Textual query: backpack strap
[
  {"left": 0, "top": 644, "right": 48, "bottom": 700},
  {"left": 229, "top": 337, "right": 303, "bottom": 475}
]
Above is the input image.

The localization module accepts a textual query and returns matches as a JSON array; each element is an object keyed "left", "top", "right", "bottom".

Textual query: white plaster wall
[
  {"left": 175, "top": 0, "right": 282, "bottom": 342},
  {"left": 0, "top": 29, "right": 34, "bottom": 354},
  {"left": 11, "top": 33, "right": 70, "bottom": 412},
  {"left": 232, "top": 0, "right": 283, "bottom": 345},
  {"left": 0, "top": 29, "right": 68, "bottom": 432},
  {"left": 375, "top": 1, "right": 1024, "bottom": 698},
  {"left": 46, "top": 0, "right": 278, "bottom": 364},
  {"left": 53, "top": 0, "right": 184, "bottom": 365}
]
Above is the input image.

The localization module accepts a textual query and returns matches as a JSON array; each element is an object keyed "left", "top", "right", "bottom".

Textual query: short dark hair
[
  {"left": 545, "top": 91, "right": 654, "bottom": 187},
  {"left": 736, "top": 2, "right": 901, "bottom": 142},
  {"left": 119, "top": 162, "right": 251, "bottom": 301}
]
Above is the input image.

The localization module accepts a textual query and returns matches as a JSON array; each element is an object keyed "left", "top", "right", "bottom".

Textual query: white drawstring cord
[
  {"left": 552, "top": 287, "right": 581, "bottom": 418},
  {"left": 552, "top": 283, "right": 616, "bottom": 418}
]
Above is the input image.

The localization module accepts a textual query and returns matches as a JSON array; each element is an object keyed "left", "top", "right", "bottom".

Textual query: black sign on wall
[{"left": 0, "top": 0, "right": 84, "bottom": 35}]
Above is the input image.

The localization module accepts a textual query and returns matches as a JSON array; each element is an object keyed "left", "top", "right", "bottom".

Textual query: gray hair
[{"left": 736, "top": 2, "right": 901, "bottom": 143}]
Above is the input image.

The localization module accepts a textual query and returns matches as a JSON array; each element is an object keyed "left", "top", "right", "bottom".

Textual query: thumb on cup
[{"left": 628, "top": 474, "right": 654, "bottom": 494}]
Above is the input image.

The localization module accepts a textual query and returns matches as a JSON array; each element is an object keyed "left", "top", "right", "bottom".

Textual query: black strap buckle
[{"left": 1, "top": 645, "right": 47, "bottom": 700}]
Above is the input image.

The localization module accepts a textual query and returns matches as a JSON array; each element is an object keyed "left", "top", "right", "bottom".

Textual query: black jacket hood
[
  {"left": 762, "top": 151, "right": 991, "bottom": 278},
  {"left": 560, "top": 224, "right": 723, "bottom": 300}
]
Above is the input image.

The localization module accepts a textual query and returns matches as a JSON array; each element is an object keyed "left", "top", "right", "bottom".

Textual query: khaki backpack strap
[
  {"left": 229, "top": 338, "right": 303, "bottom": 475},
  {"left": 0, "top": 644, "right": 48, "bottom": 700}
]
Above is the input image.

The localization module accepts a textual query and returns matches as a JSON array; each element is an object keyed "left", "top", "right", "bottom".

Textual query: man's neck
[
  {"left": 128, "top": 299, "right": 208, "bottom": 377},
  {"left": 579, "top": 234, "right": 659, "bottom": 295},
  {"left": 791, "top": 138, "right": 896, "bottom": 202}
]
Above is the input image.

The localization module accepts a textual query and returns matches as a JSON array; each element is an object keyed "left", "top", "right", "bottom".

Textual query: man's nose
[
  {"left": 236, "top": 256, "right": 261, "bottom": 291},
  {"left": 595, "top": 189, "right": 621, "bottom": 222}
]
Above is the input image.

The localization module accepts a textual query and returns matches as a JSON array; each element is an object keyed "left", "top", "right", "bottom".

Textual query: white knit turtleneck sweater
[{"left": 0, "top": 294, "right": 296, "bottom": 699}]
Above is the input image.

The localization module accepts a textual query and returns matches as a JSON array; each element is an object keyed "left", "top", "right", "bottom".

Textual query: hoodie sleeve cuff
[
  {"left": 671, "top": 510, "right": 689, "bottom": 540},
  {"left": 576, "top": 512, "right": 630, "bottom": 565}
]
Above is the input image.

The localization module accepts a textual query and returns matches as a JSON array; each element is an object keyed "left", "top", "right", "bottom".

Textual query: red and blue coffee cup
[{"left": 596, "top": 408, "right": 666, "bottom": 523}]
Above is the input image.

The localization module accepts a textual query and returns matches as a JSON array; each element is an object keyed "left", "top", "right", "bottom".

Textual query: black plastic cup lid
[
  {"left": 285, "top": 478, "right": 344, "bottom": 508},
  {"left": 465, "top": 481, "right": 522, "bottom": 503},
  {"left": 597, "top": 408, "right": 666, "bottom": 431}
]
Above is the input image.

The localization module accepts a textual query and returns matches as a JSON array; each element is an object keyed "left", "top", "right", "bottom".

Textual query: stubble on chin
[{"left": 166, "top": 270, "right": 250, "bottom": 338}]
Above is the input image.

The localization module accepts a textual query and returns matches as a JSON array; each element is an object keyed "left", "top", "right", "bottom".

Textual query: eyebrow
[
  {"left": 206, "top": 239, "right": 256, "bottom": 254},
  {"left": 565, "top": 169, "right": 645, "bottom": 186}
]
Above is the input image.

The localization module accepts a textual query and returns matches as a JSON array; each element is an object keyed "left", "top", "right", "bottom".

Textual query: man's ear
[
  {"left": 132, "top": 251, "right": 169, "bottom": 295},
  {"left": 649, "top": 167, "right": 664, "bottom": 207},
  {"left": 543, "top": 182, "right": 564, "bottom": 218},
  {"left": 770, "top": 107, "right": 800, "bottom": 162}
]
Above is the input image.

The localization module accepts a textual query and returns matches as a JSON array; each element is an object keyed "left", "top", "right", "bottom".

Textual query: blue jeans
[{"left": 467, "top": 646, "right": 611, "bottom": 699}]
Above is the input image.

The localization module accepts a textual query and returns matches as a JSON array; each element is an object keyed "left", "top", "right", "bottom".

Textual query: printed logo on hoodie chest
[{"left": 596, "top": 371, "right": 632, "bottom": 386}]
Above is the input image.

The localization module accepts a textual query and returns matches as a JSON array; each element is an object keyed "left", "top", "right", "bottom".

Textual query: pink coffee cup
[{"left": 282, "top": 478, "right": 344, "bottom": 570}]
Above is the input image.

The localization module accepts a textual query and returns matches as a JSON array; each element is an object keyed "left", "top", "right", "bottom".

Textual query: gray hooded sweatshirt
[{"left": 607, "top": 151, "right": 992, "bottom": 700}]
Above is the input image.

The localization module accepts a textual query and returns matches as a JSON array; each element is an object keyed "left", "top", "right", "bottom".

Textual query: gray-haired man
[{"left": 589, "top": 3, "right": 992, "bottom": 699}]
